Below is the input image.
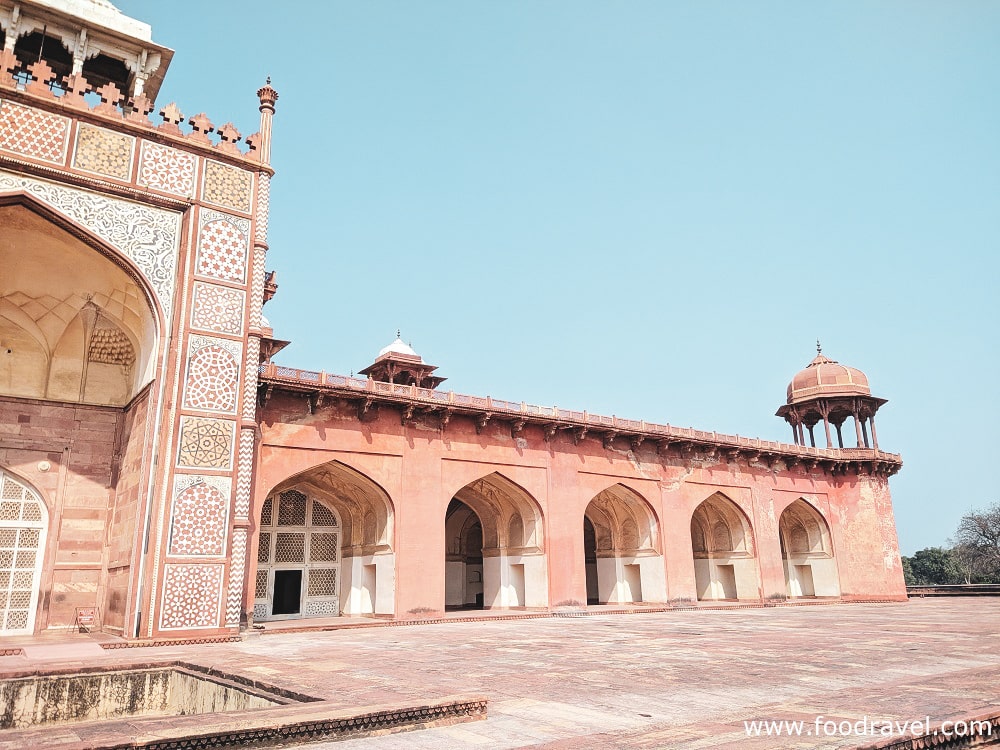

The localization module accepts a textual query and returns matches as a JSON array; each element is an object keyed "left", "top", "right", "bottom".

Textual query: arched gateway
[
  {"left": 779, "top": 499, "right": 840, "bottom": 597},
  {"left": 583, "top": 485, "right": 665, "bottom": 604},
  {"left": 690, "top": 493, "right": 760, "bottom": 601},
  {"left": 254, "top": 461, "right": 395, "bottom": 621},
  {"left": 445, "top": 473, "right": 546, "bottom": 609}
]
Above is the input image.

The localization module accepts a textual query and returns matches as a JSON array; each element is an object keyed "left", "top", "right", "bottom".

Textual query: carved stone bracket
[{"left": 476, "top": 413, "right": 491, "bottom": 434}]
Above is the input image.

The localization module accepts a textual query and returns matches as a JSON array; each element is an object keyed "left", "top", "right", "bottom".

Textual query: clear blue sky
[{"left": 116, "top": 1, "right": 1000, "bottom": 555}]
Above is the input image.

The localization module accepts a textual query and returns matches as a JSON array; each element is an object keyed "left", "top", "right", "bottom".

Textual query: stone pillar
[
  {"left": 869, "top": 414, "right": 879, "bottom": 450},
  {"left": 229, "top": 81, "right": 278, "bottom": 627}
]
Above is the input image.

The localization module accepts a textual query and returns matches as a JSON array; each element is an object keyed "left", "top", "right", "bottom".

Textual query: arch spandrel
[{"left": 0, "top": 176, "right": 181, "bottom": 323}]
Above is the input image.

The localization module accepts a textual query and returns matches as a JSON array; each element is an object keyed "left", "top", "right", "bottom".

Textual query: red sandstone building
[{"left": 0, "top": 1, "right": 906, "bottom": 641}]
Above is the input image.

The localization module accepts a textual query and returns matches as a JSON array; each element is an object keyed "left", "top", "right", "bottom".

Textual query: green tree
[{"left": 901, "top": 547, "right": 963, "bottom": 585}]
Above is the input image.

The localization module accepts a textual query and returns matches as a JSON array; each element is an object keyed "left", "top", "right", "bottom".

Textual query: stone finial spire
[
  {"left": 255, "top": 77, "right": 279, "bottom": 165},
  {"left": 816, "top": 339, "right": 822, "bottom": 355}
]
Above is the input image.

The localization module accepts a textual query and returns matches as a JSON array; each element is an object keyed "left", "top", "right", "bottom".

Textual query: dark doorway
[
  {"left": 584, "top": 516, "right": 599, "bottom": 605},
  {"left": 272, "top": 570, "right": 302, "bottom": 615}
]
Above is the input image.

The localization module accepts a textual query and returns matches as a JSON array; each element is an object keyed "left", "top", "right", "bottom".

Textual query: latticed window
[
  {"left": 254, "top": 489, "right": 341, "bottom": 621},
  {"left": 277, "top": 490, "right": 307, "bottom": 526},
  {"left": 0, "top": 471, "right": 47, "bottom": 635}
]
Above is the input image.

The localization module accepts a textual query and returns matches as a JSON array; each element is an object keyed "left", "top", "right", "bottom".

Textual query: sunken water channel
[{"left": 0, "top": 663, "right": 303, "bottom": 729}]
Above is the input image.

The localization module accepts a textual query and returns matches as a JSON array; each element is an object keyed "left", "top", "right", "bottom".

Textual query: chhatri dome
[
  {"left": 785, "top": 346, "right": 871, "bottom": 405},
  {"left": 378, "top": 336, "right": 419, "bottom": 358},
  {"left": 776, "top": 342, "right": 886, "bottom": 450},
  {"left": 359, "top": 331, "right": 446, "bottom": 389}
]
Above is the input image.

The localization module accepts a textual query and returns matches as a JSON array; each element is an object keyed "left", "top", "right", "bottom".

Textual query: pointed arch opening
[
  {"left": 690, "top": 493, "right": 760, "bottom": 601},
  {"left": 445, "top": 473, "right": 546, "bottom": 610},
  {"left": 255, "top": 461, "right": 395, "bottom": 621},
  {"left": 0, "top": 200, "right": 160, "bottom": 406},
  {"left": 583, "top": 484, "right": 664, "bottom": 605},
  {"left": 779, "top": 499, "right": 840, "bottom": 598},
  {"left": 0, "top": 469, "right": 49, "bottom": 635}
]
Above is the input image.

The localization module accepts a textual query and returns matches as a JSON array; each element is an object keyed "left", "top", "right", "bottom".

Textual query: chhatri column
[
  {"left": 869, "top": 413, "right": 879, "bottom": 450},
  {"left": 853, "top": 405, "right": 864, "bottom": 448}
]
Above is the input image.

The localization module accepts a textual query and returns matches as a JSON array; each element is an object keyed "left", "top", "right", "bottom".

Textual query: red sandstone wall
[
  {"left": 255, "top": 392, "right": 908, "bottom": 617},
  {"left": 102, "top": 386, "right": 152, "bottom": 635},
  {"left": 0, "top": 395, "right": 120, "bottom": 630}
]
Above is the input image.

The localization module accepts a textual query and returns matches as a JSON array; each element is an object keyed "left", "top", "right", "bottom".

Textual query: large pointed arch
[
  {"left": 779, "top": 498, "right": 840, "bottom": 598},
  {"left": 690, "top": 492, "right": 760, "bottom": 601},
  {"left": 583, "top": 484, "right": 665, "bottom": 604},
  {"left": 445, "top": 472, "right": 547, "bottom": 610},
  {"left": 254, "top": 460, "right": 396, "bottom": 621},
  {"left": 0, "top": 195, "right": 162, "bottom": 406}
]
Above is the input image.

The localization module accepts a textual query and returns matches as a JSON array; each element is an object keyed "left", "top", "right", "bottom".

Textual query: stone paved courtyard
[{"left": 2, "top": 599, "right": 999, "bottom": 749}]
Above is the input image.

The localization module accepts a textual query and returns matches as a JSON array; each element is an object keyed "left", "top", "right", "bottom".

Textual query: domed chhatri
[
  {"left": 776, "top": 343, "right": 886, "bottom": 450},
  {"left": 786, "top": 351, "right": 871, "bottom": 404},
  {"left": 358, "top": 331, "right": 446, "bottom": 389}
]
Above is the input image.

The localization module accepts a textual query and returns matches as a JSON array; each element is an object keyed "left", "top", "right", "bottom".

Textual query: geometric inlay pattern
[
  {"left": 203, "top": 159, "right": 252, "bottom": 213},
  {"left": 184, "top": 343, "right": 240, "bottom": 412},
  {"left": 137, "top": 140, "right": 197, "bottom": 197},
  {"left": 255, "top": 172, "right": 270, "bottom": 243},
  {"left": 0, "top": 170, "right": 180, "bottom": 319},
  {"left": 168, "top": 482, "right": 230, "bottom": 556},
  {"left": 73, "top": 124, "right": 134, "bottom": 180},
  {"left": 234, "top": 428, "right": 255, "bottom": 517},
  {"left": 242, "top": 337, "right": 261, "bottom": 419},
  {"left": 226, "top": 528, "right": 247, "bottom": 625},
  {"left": 196, "top": 212, "right": 249, "bottom": 283},
  {"left": 177, "top": 416, "right": 235, "bottom": 470},
  {"left": 0, "top": 100, "right": 69, "bottom": 163},
  {"left": 159, "top": 564, "right": 224, "bottom": 629},
  {"left": 190, "top": 282, "right": 244, "bottom": 336},
  {"left": 248, "top": 245, "right": 266, "bottom": 329}
]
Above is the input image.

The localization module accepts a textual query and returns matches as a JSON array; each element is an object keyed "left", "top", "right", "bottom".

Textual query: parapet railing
[
  {"left": 258, "top": 363, "right": 902, "bottom": 463},
  {"left": 0, "top": 55, "right": 263, "bottom": 161}
]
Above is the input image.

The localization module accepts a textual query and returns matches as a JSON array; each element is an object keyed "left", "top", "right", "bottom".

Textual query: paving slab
[{"left": 0, "top": 599, "right": 998, "bottom": 748}]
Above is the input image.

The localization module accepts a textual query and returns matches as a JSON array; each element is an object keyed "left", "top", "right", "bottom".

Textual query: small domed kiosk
[
  {"left": 358, "top": 332, "right": 446, "bottom": 389},
  {"left": 776, "top": 343, "right": 887, "bottom": 449}
]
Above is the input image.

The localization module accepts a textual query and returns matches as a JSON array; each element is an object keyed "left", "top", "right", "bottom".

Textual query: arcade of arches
[{"left": 0, "top": 0, "right": 906, "bottom": 640}]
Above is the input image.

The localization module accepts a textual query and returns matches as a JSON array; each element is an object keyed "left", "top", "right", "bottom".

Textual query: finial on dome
[
  {"left": 396, "top": 328, "right": 401, "bottom": 339},
  {"left": 816, "top": 339, "right": 822, "bottom": 355}
]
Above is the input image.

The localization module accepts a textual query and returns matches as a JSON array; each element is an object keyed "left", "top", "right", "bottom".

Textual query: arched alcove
[
  {"left": 583, "top": 484, "right": 664, "bottom": 605},
  {"left": 690, "top": 493, "right": 759, "bottom": 601},
  {"left": 0, "top": 201, "right": 158, "bottom": 406},
  {"left": 444, "top": 473, "right": 546, "bottom": 609},
  {"left": 779, "top": 499, "right": 840, "bottom": 598}
]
